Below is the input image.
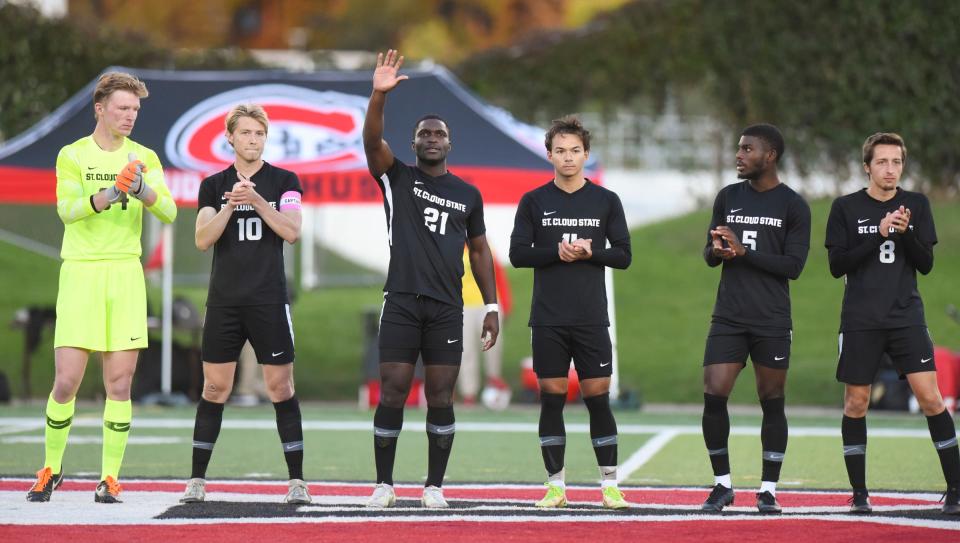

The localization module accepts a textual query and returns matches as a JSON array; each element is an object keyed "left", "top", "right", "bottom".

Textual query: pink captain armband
[{"left": 279, "top": 191, "right": 302, "bottom": 211}]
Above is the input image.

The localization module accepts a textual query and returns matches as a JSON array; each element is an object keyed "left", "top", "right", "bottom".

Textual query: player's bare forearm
[
  {"left": 469, "top": 235, "right": 498, "bottom": 305},
  {"left": 256, "top": 201, "right": 301, "bottom": 244},
  {"left": 195, "top": 206, "right": 233, "bottom": 251},
  {"left": 469, "top": 235, "right": 500, "bottom": 350},
  {"left": 363, "top": 91, "right": 394, "bottom": 178}
]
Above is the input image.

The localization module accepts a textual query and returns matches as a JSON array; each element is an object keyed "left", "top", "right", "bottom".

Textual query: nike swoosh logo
[
  {"left": 921, "top": 358, "right": 932, "bottom": 364},
  {"left": 433, "top": 427, "right": 455, "bottom": 434},
  {"left": 87, "top": 166, "right": 97, "bottom": 170},
  {"left": 284, "top": 444, "right": 299, "bottom": 450},
  {"left": 730, "top": 208, "right": 742, "bottom": 213},
  {"left": 858, "top": 218, "right": 870, "bottom": 224},
  {"left": 374, "top": 429, "right": 395, "bottom": 436},
  {"left": 599, "top": 362, "right": 611, "bottom": 367},
  {"left": 774, "top": 356, "right": 786, "bottom": 361},
  {"left": 414, "top": 180, "right": 424, "bottom": 185},
  {"left": 543, "top": 211, "right": 557, "bottom": 215},
  {"left": 130, "top": 337, "right": 141, "bottom": 341},
  {"left": 595, "top": 437, "right": 616, "bottom": 445},
  {"left": 447, "top": 339, "right": 459, "bottom": 344},
  {"left": 272, "top": 351, "right": 284, "bottom": 357},
  {"left": 767, "top": 453, "right": 785, "bottom": 461}
]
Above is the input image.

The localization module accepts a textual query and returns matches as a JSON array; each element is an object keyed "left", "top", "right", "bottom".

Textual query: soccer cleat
[
  {"left": 534, "top": 482, "right": 567, "bottom": 508},
  {"left": 285, "top": 479, "right": 312, "bottom": 504},
  {"left": 366, "top": 483, "right": 396, "bottom": 508},
  {"left": 701, "top": 484, "right": 735, "bottom": 512},
  {"left": 421, "top": 485, "right": 449, "bottom": 508},
  {"left": 848, "top": 488, "right": 872, "bottom": 513},
  {"left": 94, "top": 476, "right": 122, "bottom": 503},
  {"left": 942, "top": 487, "right": 960, "bottom": 515},
  {"left": 179, "top": 478, "right": 206, "bottom": 503},
  {"left": 601, "top": 486, "right": 630, "bottom": 509},
  {"left": 755, "top": 491, "right": 782, "bottom": 514},
  {"left": 26, "top": 467, "right": 64, "bottom": 502}
]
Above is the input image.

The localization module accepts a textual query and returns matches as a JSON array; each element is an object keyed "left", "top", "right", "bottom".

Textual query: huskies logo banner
[{"left": 0, "top": 67, "right": 598, "bottom": 206}]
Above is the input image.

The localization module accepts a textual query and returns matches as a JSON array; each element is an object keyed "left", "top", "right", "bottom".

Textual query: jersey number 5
[
  {"left": 742, "top": 230, "right": 757, "bottom": 250},
  {"left": 424, "top": 207, "right": 449, "bottom": 235},
  {"left": 237, "top": 217, "right": 263, "bottom": 241}
]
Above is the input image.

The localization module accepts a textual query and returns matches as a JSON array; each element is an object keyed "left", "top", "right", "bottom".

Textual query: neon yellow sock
[
  {"left": 101, "top": 398, "right": 132, "bottom": 481},
  {"left": 44, "top": 394, "right": 75, "bottom": 473}
]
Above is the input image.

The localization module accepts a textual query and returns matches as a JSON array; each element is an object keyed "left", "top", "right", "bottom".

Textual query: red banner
[{"left": 0, "top": 165, "right": 598, "bottom": 206}]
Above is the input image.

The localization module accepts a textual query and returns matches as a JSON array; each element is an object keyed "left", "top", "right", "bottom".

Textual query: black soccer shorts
[
  {"left": 202, "top": 304, "right": 295, "bottom": 365},
  {"left": 378, "top": 292, "right": 463, "bottom": 365},
  {"left": 836, "top": 327, "right": 935, "bottom": 385},
  {"left": 531, "top": 325, "right": 613, "bottom": 380},
  {"left": 703, "top": 321, "right": 792, "bottom": 369}
]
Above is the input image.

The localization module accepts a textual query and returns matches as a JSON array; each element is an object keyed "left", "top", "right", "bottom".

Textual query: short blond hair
[
  {"left": 225, "top": 104, "right": 269, "bottom": 134},
  {"left": 93, "top": 72, "right": 148, "bottom": 118}
]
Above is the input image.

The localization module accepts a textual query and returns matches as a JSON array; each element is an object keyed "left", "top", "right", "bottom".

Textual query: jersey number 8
[
  {"left": 237, "top": 217, "right": 263, "bottom": 241},
  {"left": 879, "top": 240, "right": 895, "bottom": 264}
]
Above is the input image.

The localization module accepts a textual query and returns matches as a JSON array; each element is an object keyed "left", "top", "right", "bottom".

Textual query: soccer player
[
  {"left": 26, "top": 72, "right": 177, "bottom": 503},
  {"left": 509, "top": 116, "right": 632, "bottom": 509},
  {"left": 363, "top": 50, "right": 500, "bottom": 509},
  {"left": 180, "top": 104, "right": 310, "bottom": 505},
  {"left": 826, "top": 132, "right": 959, "bottom": 515},
  {"left": 699, "top": 124, "right": 810, "bottom": 514}
]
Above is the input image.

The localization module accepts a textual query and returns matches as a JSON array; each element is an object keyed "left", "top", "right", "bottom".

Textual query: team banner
[{"left": 0, "top": 66, "right": 597, "bottom": 206}]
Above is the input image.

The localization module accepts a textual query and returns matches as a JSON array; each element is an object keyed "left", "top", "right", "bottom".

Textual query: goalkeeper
[{"left": 26, "top": 71, "right": 177, "bottom": 504}]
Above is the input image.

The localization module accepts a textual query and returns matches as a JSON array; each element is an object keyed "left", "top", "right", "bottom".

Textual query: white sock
[
  {"left": 548, "top": 468, "right": 565, "bottom": 487},
  {"left": 714, "top": 474, "right": 732, "bottom": 489},
  {"left": 599, "top": 465, "right": 617, "bottom": 485},
  {"left": 760, "top": 481, "right": 777, "bottom": 495}
]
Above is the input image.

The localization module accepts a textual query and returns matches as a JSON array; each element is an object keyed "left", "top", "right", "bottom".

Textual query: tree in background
[{"left": 457, "top": 0, "right": 960, "bottom": 191}]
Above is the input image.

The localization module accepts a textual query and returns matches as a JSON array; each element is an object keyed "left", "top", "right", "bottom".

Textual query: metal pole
[
  {"left": 605, "top": 265, "right": 620, "bottom": 400},
  {"left": 161, "top": 221, "right": 173, "bottom": 395}
]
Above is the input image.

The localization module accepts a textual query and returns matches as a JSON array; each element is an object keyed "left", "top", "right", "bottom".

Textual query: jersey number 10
[{"left": 237, "top": 217, "right": 263, "bottom": 241}]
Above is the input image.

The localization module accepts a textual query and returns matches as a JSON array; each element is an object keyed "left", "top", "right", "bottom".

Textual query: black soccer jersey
[
  {"left": 825, "top": 187, "right": 937, "bottom": 331},
  {"left": 198, "top": 162, "right": 302, "bottom": 307},
  {"left": 374, "top": 158, "right": 486, "bottom": 308},
  {"left": 704, "top": 181, "right": 811, "bottom": 330},
  {"left": 509, "top": 180, "right": 631, "bottom": 326}
]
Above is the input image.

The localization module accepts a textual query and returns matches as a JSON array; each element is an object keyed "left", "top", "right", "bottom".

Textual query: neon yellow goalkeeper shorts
[{"left": 54, "top": 258, "right": 148, "bottom": 352}]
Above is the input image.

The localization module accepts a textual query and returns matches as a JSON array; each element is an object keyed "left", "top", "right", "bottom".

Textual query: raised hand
[{"left": 372, "top": 49, "right": 409, "bottom": 94}]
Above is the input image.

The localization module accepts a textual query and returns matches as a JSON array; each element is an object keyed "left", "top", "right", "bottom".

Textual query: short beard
[{"left": 417, "top": 152, "right": 445, "bottom": 166}]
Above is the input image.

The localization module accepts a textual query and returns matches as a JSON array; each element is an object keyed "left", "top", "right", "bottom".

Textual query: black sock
[
  {"left": 702, "top": 393, "right": 730, "bottom": 477},
  {"left": 191, "top": 398, "right": 224, "bottom": 479},
  {"left": 539, "top": 392, "right": 567, "bottom": 476},
  {"left": 760, "top": 397, "right": 788, "bottom": 483},
  {"left": 841, "top": 415, "right": 867, "bottom": 490},
  {"left": 373, "top": 404, "right": 404, "bottom": 485},
  {"left": 927, "top": 409, "right": 960, "bottom": 488},
  {"left": 584, "top": 393, "right": 617, "bottom": 467},
  {"left": 273, "top": 396, "right": 304, "bottom": 480},
  {"left": 425, "top": 406, "right": 456, "bottom": 487}
]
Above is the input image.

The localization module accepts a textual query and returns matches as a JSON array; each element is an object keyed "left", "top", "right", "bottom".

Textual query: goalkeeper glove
[{"left": 115, "top": 152, "right": 149, "bottom": 198}]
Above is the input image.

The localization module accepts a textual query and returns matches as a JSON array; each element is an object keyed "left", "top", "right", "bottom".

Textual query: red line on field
[{"left": 1, "top": 520, "right": 956, "bottom": 543}]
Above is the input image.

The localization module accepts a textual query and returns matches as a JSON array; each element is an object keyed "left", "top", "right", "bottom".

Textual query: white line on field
[
  {"left": 0, "top": 418, "right": 940, "bottom": 438},
  {"left": 617, "top": 430, "right": 679, "bottom": 483}
]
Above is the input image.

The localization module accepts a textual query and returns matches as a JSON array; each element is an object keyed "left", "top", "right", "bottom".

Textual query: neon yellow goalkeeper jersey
[{"left": 56, "top": 136, "right": 177, "bottom": 261}]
